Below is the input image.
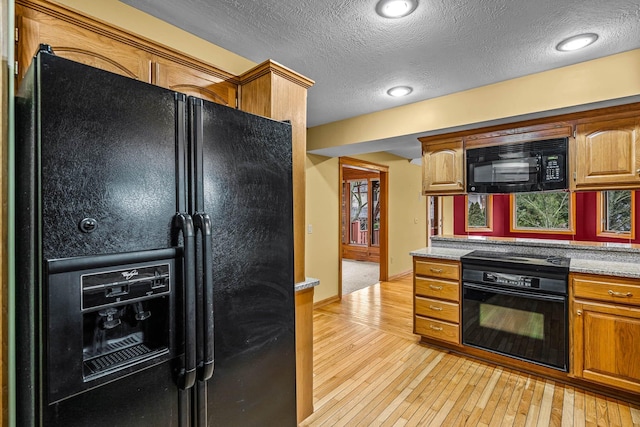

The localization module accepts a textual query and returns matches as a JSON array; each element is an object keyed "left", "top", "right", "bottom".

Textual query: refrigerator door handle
[
  {"left": 194, "top": 212, "right": 215, "bottom": 381},
  {"left": 174, "top": 213, "right": 197, "bottom": 390}
]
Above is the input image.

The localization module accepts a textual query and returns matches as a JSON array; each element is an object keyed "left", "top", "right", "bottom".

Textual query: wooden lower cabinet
[
  {"left": 572, "top": 299, "right": 640, "bottom": 393},
  {"left": 571, "top": 273, "right": 640, "bottom": 394},
  {"left": 410, "top": 262, "right": 640, "bottom": 399},
  {"left": 413, "top": 257, "right": 461, "bottom": 346}
]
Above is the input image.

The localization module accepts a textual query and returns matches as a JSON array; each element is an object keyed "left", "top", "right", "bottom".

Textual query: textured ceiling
[{"left": 121, "top": 0, "right": 640, "bottom": 159}]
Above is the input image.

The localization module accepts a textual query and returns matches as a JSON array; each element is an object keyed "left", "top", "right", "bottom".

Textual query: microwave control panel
[{"left": 542, "top": 154, "right": 563, "bottom": 182}]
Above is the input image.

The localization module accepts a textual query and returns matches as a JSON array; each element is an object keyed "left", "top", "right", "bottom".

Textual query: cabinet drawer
[
  {"left": 573, "top": 276, "right": 640, "bottom": 307},
  {"left": 415, "top": 277, "right": 459, "bottom": 302},
  {"left": 415, "top": 297, "right": 459, "bottom": 323},
  {"left": 415, "top": 316, "right": 459, "bottom": 345},
  {"left": 415, "top": 259, "right": 459, "bottom": 280}
]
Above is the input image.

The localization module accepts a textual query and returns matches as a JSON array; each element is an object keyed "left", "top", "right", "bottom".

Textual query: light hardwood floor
[{"left": 300, "top": 275, "right": 640, "bottom": 427}]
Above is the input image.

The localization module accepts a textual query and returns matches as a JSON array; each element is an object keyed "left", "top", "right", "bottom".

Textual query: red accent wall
[{"left": 453, "top": 192, "right": 640, "bottom": 244}]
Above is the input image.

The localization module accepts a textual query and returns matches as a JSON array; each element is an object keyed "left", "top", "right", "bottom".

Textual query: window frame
[
  {"left": 509, "top": 192, "right": 576, "bottom": 235},
  {"left": 465, "top": 194, "right": 493, "bottom": 232},
  {"left": 597, "top": 190, "right": 635, "bottom": 240}
]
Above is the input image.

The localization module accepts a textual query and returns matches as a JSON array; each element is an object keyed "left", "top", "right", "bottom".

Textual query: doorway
[
  {"left": 339, "top": 157, "right": 388, "bottom": 297},
  {"left": 429, "top": 196, "right": 442, "bottom": 238}
]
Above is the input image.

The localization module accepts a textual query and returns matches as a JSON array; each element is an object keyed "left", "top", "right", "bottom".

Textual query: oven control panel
[{"left": 483, "top": 272, "right": 540, "bottom": 289}]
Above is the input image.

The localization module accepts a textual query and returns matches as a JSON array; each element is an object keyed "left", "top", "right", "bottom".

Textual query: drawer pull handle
[
  {"left": 429, "top": 325, "right": 443, "bottom": 331},
  {"left": 430, "top": 268, "right": 443, "bottom": 273},
  {"left": 608, "top": 290, "right": 632, "bottom": 298},
  {"left": 429, "top": 285, "right": 443, "bottom": 291},
  {"left": 429, "top": 305, "right": 443, "bottom": 311}
]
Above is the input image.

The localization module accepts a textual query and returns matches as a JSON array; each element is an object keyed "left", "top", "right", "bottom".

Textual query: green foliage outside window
[
  {"left": 514, "top": 192, "right": 570, "bottom": 230},
  {"left": 604, "top": 190, "right": 631, "bottom": 233},
  {"left": 468, "top": 198, "right": 488, "bottom": 228}
]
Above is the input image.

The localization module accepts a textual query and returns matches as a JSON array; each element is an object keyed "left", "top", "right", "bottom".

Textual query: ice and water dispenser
[{"left": 46, "top": 250, "right": 178, "bottom": 403}]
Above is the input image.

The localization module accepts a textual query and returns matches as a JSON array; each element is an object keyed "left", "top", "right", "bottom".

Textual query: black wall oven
[{"left": 461, "top": 251, "right": 569, "bottom": 371}]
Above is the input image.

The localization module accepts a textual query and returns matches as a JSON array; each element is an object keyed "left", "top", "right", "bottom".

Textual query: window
[
  {"left": 371, "top": 180, "right": 381, "bottom": 246},
  {"left": 465, "top": 194, "right": 492, "bottom": 232},
  {"left": 510, "top": 192, "right": 575, "bottom": 234},
  {"left": 597, "top": 190, "right": 635, "bottom": 239},
  {"left": 349, "top": 180, "right": 368, "bottom": 244}
]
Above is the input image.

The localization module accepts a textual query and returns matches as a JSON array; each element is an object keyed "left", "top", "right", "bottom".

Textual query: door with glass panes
[{"left": 341, "top": 168, "right": 380, "bottom": 262}]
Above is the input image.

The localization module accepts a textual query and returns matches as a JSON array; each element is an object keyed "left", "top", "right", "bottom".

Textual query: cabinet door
[
  {"left": 574, "top": 117, "right": 640, "bottom": 189},
  {"left": 16, "top": 6, "right": 152, "bottom": 83},
  {"left": 573, "top": 300, "right": 640, "bottom": 393},
  {"left": 422, "top": 138, "right": 465, "bottom": 194},
  {"left": 153, "top": 57, "right": 237, "bottom": 107}
]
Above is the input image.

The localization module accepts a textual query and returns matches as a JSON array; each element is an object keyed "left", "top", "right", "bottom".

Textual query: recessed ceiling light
[
  {"left": 556, "top": 33, "right": 599, "bottom": 52},
  {"left": 376, "top": 0, "right": 418, "bottom": 19},
  {"left": 387, "top": 86, "right": 413, "bottom": 97}
]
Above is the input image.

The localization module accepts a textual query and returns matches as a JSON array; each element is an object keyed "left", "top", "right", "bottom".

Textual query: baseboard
[
  {"left": 313, "top": 295, "right": 340, "bottom": 309},
  {"left": 314, "top": 271, "right": 410, "bottom": 309},
  {"left": 386, "top": 270, "right": 412, "bottom": 281}
]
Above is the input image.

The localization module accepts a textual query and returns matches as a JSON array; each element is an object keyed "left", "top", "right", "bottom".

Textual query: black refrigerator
[{"left": 15, "top": 46, "right": 297, "bottom": 427}]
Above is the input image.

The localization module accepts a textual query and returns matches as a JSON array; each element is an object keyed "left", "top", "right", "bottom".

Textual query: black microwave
[{"left": 466, "top": 138, "right": 568, "bottom": 193}]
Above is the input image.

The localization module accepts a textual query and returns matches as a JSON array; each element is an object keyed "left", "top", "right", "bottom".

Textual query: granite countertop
[
  {"left": 410, "top": 247, "right": 472, "bottom": 261},
  {"left": 431, "top": 235, "right": 640, "bottom": 255},
  {"left": 411, "top": 246, "right": 640, "bottom": 279},
  {"left": 569, "top": 259, "right": 640, "bottom": 279},
  {"left": 295, "top": 277, "right": 320, "bottom": 291}
]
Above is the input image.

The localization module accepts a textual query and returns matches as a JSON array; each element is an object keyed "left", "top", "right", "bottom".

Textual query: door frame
[{"left": 338, "top": 157, "right": 388, "bottom": 298}]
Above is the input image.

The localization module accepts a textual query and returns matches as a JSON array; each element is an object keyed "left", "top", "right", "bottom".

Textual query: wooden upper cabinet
[
  {"left": 16, "top": 5, "right": 152, "bottom": 83},
  {"left": 573, "top": 116, "right": 640, "bottom": 190},
  {"left": 153, "top": 57, "right": 237, "bottom": 107},
  {"left": 464, "top": 122, "right": 572, "bottom": 149},
  {"left": 15, "top": 0, "right": 240, "bottom": 106},
  {"left": 421, "top": 137, "right": 465, "bottom": 195}
]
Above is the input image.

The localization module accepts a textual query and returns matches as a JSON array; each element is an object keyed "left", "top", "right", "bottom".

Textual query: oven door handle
[{"left": 463, "top": 282, "right": 566, "bottom": 302}]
